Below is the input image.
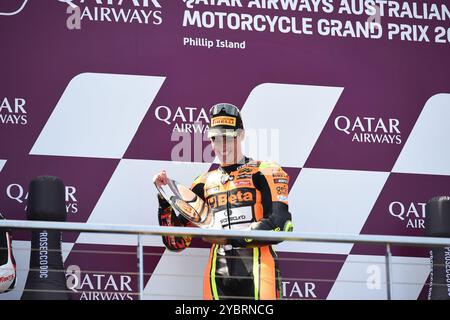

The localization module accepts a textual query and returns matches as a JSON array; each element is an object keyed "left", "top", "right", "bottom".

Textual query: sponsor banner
[
  {"left": 0, "top": 0, "right": 448, "bottom": 300},
  {"left": 0, "top": 155, "right": 119, "bottom": 242}
]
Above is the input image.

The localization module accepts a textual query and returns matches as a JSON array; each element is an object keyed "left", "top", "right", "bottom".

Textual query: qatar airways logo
[
  {"left": 334, "top": 116, "right": 402, "bottom": 144},
  {"left": 0, "top": 97, "right": 28, "bottom": 126},
  {"left": 6, "top": 183, "right": 79, "bottom": 214},
  {"left": 155, "top": 105, "right": 280, "bottom": 163},
  {"left": 66, "top": 265, "right": 134, "bottom": 300},
  {"left": 389, "top": 201, "right": 426, "bottom": 229},
  {"left": 66, "top": 0, "right": 163, "bottom": 29},
  {"left": 155, "top": 105, "right": 210, "bottom": 134},
  {"left": 282, "top": 281, "right": 317, "bottom": 299}
]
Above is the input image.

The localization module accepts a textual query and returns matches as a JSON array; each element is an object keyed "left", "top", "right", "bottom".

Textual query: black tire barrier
[
  {"left": 27, "top": 176, "right": 67, "bottom": 222},
  {"left": 21, "top": 176, "right": 70, "bottom": 300},
  {"left": 0, "top": 213, "right": 16, "bottom": 293},
  {"left": 425, "top": 196, "right": 450, "bottom": 300}
]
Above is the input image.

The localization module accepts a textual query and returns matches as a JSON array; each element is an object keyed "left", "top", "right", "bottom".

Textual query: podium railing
[{"left": 1, "top": 220, "right": 449, "bottom": 300}]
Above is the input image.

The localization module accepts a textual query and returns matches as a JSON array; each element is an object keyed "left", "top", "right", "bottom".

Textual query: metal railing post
[
  {"left": 137, "top": 234, "right": 144, "bottom": 300},
  {"left": 385, "top": 243, "right": 392, "bottom": 300}
]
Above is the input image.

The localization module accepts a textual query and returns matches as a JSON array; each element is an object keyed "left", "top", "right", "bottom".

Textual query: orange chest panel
[{"left": 203, "top": 168, "right": 262, "bottom": 212}]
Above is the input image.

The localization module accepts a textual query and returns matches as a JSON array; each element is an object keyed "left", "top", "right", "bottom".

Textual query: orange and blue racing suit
[{"left": 157, "top": 157, "right": 293, "bottom": 300}]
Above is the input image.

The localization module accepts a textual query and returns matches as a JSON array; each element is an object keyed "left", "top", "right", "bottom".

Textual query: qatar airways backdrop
[{"left": 0, "top": 0, "right": 449, "bottom": 300}]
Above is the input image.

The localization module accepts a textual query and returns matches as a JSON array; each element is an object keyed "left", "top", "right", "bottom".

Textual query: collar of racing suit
[{"left": 219, "top": 156, "right": 251, "bottom": 175}]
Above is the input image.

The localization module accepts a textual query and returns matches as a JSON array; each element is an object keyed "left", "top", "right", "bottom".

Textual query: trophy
[{"left": 155, "top": 179, "right": 218, "bottom": 229}]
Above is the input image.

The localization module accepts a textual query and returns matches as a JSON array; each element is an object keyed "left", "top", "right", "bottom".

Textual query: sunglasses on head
[{"left": 209, "top": 103, "right": 240, "bottom": 117}]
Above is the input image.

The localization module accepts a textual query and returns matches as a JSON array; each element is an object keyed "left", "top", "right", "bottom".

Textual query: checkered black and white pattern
[
  {"left": 2, "top": 75, "right": 449, "bottom": 299},
  {"left": 1, "top": 0, "right": 449, "bottom": 300}
]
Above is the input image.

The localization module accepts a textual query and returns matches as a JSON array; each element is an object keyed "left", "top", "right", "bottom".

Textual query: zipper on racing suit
[{"left": 225, "top": 176, "right": 231, "bottom": 230}]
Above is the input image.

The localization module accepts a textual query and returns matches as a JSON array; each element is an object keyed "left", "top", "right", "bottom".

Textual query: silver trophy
[{"left": 155, "top": 179, "right": 218, "bottom": 229}]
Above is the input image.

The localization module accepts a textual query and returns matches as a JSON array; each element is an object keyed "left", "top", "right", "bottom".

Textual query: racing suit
[{"left": 158, "top": 157, "right": 293, "bottom": 300}]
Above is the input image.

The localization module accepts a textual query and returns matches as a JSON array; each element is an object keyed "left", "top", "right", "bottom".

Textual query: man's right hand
[{"left": 153, "top": 170, "right": 169, "bottom": 188}]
